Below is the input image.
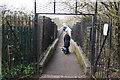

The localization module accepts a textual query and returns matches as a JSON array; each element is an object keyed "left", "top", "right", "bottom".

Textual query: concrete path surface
[{"left": 40, "top": 32, "right": 90, "bottom": 78}]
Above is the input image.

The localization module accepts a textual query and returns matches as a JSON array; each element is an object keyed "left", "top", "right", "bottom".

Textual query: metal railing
[
  {"left": 2, "top": 16, "right": 34, "bottom": 79},
  {"left": 1, "top": 15, "right": 58, "bottom": 79},
  {"left": 93, "top": 19, "right": 119, "bottom": 79},
  {"left": 71, "top": 17, "right": 120, "bottom": 79}
]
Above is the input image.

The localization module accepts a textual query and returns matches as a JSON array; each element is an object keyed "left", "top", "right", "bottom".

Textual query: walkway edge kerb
[
  {"left": 39, "top": 28, "right": 63, "bottom": 71},
  {"left": 71, "top": 39, "right": 90, "bottom": 75},
  {"left": 39, "top": 38, "right": 58, "bottom": 67}
]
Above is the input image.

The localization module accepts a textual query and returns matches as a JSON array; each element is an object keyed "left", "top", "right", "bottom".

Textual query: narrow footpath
[{"left": 40, "top": 32, "right": 90, "bottom": 78}]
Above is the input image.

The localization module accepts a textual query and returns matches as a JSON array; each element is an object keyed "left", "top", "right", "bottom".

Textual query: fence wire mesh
[
  {"left": 71, "top": 17, "right": 120, "bottom": 79},
  {"left": 36, "top": 0, "right": 95, "bottom": 14}
]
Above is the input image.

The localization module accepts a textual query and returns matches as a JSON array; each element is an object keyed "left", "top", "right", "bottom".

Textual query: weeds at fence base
[{"left": 2, "top": 64, "right": 36, "bottom": 80}]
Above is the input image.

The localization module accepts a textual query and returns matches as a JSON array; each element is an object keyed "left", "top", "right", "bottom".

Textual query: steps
[{"left": 40, "top": 74, "right": 90, "bottom": 78}]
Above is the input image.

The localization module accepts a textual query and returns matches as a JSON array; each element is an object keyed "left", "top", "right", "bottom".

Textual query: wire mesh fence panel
[
  {"left": 36, "top": 0, "right": 95, "bottom": 14},
  {"left": 36, "top": 0, "right": 54, "bottom": 13},
  {"left": 55, "top": 1, "right": 76, "bottom": 13},
  {"left": 93, "top": 18, "right": 120, "bottom": 79},
  {"left": 37, "top": 16, "right": 57, "bottom": 60},
  {"left": 71, "top": 17, "right": 120, "bottom": 79},
  {"left": 71, "top": 16, "right": 92, "bottom": 61}
]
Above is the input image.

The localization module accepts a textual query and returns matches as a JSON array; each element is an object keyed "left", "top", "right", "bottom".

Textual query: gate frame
[
  {"left": 34, "top": 0, "right": 97, "bottom": 76},
  {"left": 0, "top": 17, "right": 2, "bottom": 79}
]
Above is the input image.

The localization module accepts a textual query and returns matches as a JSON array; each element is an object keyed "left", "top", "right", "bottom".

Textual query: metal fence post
[
  {"left": 75, "top": 0, "right": 77, "bottom": 14},
  {"left": 42, "top": 16, "right": 45, "bottom": 52},
  {"left": 34, "top": 0, "right": 37, "bottom": 73},
  {"left": 106, "top": 18, "right": 112, "bottom": 80},
  {"left": 91, "top": 15, "right": 96, "bottom": 77},
  {"left": 36, "top": 15, "right": 41, "bottom": 74},
  {"left": 0, "top": 17, "right": 2, "bottom": 79},
  {"left": 90, "top": 1, "right": 97, "bottom": 77},
  {"left": 54, "top": 0, "right": 56, "bottom": 14},
  {"left": 34, "top": 0, "right": 39, "bottom": 74}
]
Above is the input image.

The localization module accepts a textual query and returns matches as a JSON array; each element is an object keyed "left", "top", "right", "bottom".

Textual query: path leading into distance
[{"left": 40, "top": 32, "right": 90, "bottom": 79}]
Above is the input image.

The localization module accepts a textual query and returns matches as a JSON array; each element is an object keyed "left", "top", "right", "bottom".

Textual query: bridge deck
[{"left": 40, "top": 32, "right": 90, "bottom": 78}]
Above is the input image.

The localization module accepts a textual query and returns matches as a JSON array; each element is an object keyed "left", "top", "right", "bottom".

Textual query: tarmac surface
[{"left": 40, "top": 32, "right": 90, "bottom": 78}]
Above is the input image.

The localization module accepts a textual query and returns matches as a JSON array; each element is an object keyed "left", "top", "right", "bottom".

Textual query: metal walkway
[{"left": 40, "top": 32, "right": 90, "bottom": 78}]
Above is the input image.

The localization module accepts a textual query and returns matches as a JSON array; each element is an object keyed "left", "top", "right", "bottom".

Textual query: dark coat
[{"left": 64, "top": 34, "right": 70, "bottom": 47}]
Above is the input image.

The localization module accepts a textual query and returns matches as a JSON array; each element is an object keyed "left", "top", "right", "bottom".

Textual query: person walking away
[
  {"left": 64, "top": 31, "right": 70, "bottom": 54},
  {"left": 63, "top": 27, "right": 66, "bottom": 31}
]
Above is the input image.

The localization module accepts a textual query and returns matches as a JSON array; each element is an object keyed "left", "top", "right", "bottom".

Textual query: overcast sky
[
  {"left": 0, "top": 0, "right": 119, "bottom": 11},
  {"left": 0, "top": 0, "right": 68, "bottom": 19},
  {"left": 0, "top": 0, "right": 34, "bottom": 13},
  {"left": 0, "top": 0, "right": 118, "bottom": 19}
]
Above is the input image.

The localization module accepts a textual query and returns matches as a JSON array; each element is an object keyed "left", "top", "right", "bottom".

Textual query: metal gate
[
  {"left": 34, "top": 0, "right": 97, "bottom": 77},
  {"left": 1, "top": 0, "right": 118, "bottom": 79},
  {"left": 34, "top": 0, "right": 119, "bottom": 79}
]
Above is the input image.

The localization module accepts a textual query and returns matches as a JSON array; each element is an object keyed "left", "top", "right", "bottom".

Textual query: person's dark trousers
[{"left": 65, "top": 46, "right": 69, "bottom": 54}]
